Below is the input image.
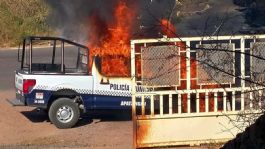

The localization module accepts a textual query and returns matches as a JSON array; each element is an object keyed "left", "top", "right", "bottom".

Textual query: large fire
[
  {"left": 87, "top": 1, "right": 177, "bottom": 77},
  {"left": 160, "top": 19, "right": 177, "bottom": 38},
  {"left": 86, "top": 0, "right": 218, "bottom": 112},
  {"left": 88, "top": 1, "right": 134, "bottom": 77}
]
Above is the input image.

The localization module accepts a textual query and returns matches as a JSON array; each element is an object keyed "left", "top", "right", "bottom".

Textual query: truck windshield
[{"left": 18, "top": 36, "right": 89, "bottom": 74}]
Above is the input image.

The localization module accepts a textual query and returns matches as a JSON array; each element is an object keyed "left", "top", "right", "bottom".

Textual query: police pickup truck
[{"left": 9, "top": 36, "right": 139, "bottom": 128}]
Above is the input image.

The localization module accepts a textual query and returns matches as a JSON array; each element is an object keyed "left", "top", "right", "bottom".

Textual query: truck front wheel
[{"left": 48, "top": 98, "right": 80, "bottom": 129}]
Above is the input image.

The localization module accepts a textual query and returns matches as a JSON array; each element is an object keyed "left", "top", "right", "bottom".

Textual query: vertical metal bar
[
  {"left": 232, "top": 91, "right": 236, "bottom": 111},
  {"left": 151, "top": 95, "right": 154, "bottom": 116},
  {"left": 21, "top": 39, "right": 26, "bottom": 69},
  {"left": 186, "top": 41, "right": 191, "bottom": 113},
  {"left": 187, "top": 93, "right": 191, "bottom": 113},
  {"left": 141, "top": 95, "right": 145, "bottom": 116},
  {"left": 196, "top": 93, "right": 199, "bottom": 113},
  {"left": 76, "top": 48, "right": 80, "bottom": 68},
  {"left": 214, "top": 92, "right": 217, "bottom": 112},
  {"left": 29, "top": 39, "right": 32, "bottom": 74},
  {"left": 52, "top": 40, "right": 56, "bottom": 64},
  {"left": 160, "top": 94, "right": 163, "bottom": 116},
  {"left": 130, "top": 41, "right": 137, "bottom": 149},
  {"left": 223, "top": 92, "right": 227, "bottom": 112},
  {"left": 258, "top": 90, "right": 262, "bottom": 108},
  {"left": 186, "top": 41, "right": 191, "bottom": 90},
  {"left": 61, "top": 41, "right": 65, "bottom": 72},
  {"left": 250, "top": 92, "right": 253, "bottom": 109},
  {"left": 169, "top": 94, "right": 173, "bottom": 114},
  {"left": 17, "top": 44, "right": 21, "bottom": 62},
  {"left": 240, "top": 37, "right": 245, "bottom": 111},
  {"left": 205, "top": 92, "right": 209, "bottom": 113},
  {"left": 241, "top": 92, "right": 244, "bottom": 111},
  {"left": 240, "top": 37, "right": 245, "bottom": 87},
  {"left": 178, "top": 94, "right": 182, "bottom": 114}
]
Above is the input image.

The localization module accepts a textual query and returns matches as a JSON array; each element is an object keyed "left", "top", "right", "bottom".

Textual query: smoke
[
  {"left": 45, "top": 0, "right": 177, "bottom": 43},
  {"left": 45, "top": 0, "right": 119, "bottom": 43},
  {"left": 137, "top": 0, "right": 177, "bottom": 37},
  {"left": 175, "top": 0, "right": 246, "bottom": 36},
  {"left": 45, "top": 0, "right": 263, "bottom": 43}
]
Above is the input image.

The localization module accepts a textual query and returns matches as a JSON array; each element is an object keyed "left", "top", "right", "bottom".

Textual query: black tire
[{"left": 48, "top": 98, "right": 80, "bottom": 129}]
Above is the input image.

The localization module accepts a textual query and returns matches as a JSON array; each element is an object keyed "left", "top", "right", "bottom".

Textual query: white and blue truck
[{"left": 9, "top": 36, "right": 139, "bottom": 128}]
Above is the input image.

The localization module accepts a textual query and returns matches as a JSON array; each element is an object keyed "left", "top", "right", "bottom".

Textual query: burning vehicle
[
  {"left": 8, "top": 0, "right": 258, "bottom": 130},
  {"left": 8, "top": 1, "right": 144, "bottom": 128},
  {"left": 9, "top": 36, "right": 136, "bottom": 128},
  {"left": 8, "top": 1, "right": 179, "bottom": 128}
]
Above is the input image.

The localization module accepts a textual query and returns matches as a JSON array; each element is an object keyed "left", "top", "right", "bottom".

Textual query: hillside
[
  {"left": 0, "top": 0, "right": 49, "bottom": 47},
  {"left": 1, "top": 0, "right": 265, "bottom": 47}
]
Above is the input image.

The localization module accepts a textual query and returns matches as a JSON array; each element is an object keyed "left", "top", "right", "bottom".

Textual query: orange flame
[
  {"left": 88, "top": 1, "right": 135, "bottom": 77},
  {"left": 160, "top": 19, "right": 176, "bottom": 38},
  {"left": 86, "top": 1, "right": 221, "bottom": 112},
  {"left": 87, "top": 1, "right": 178, "bottom": 77}
]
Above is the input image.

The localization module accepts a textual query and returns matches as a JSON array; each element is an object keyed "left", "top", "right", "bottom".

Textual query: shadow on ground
[
  {"left": 21, "top": 109, "right": 132, "bottom": 127},
  {"left": 21, "top": 109, "right": 49, "bottom": 123}
]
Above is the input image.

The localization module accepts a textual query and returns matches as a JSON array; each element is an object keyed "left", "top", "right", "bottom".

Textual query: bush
[{"left": 0, "top": 0, "right": 50, "bottom": 47}]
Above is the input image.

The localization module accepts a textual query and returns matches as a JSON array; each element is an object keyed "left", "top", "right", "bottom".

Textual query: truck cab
[{"left": 9, "top": 36, "right": 133, "bottom": 128}]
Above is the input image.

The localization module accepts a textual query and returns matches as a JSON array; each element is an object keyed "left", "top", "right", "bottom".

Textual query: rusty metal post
[
  {"left": 186, "top": 41, "right": 191, "bottom": 113},
  {"left": 130, "top": 40, "right": 137, "bottom": 149}
]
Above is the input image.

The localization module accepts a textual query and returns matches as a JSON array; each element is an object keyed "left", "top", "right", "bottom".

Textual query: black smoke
[
  {"left": 175, "top": 0, "right": 265, "bottom": 36},
  {"left": 45, "top": 0, "right": 265, "bottom": 42},
  {"left": 234, "top": 0, "right": 265, "bottom": 34},
  {"left": 45, "top": 0, "right": 177, "bottom": 42},
  {"left": 45, "top": 0, "right": 119, "bottom": 42},
  {"left": 175, "top": 0, "right": 246, "bottom": 36}
]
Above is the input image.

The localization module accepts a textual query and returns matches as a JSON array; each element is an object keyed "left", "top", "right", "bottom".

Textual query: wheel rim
[{"left": 56, "top": 105, "right": 74, "bottom": 123}]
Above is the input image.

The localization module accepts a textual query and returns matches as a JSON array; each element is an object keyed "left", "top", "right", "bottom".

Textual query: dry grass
[{"left": 0, "top": 0, "right": 50, "bottom": 47}]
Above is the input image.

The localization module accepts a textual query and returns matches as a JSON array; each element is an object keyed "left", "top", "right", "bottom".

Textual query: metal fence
[
  {"left": 141, "top": 45, "right": 180, "bottom": 86},
  {"left": 131, "top": 35, "right": 265, "bottom": 148}
]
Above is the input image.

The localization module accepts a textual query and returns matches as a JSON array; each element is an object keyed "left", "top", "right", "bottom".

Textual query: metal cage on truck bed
[{"left": 18, "top": 36, "right": 89, "bottom": 74}]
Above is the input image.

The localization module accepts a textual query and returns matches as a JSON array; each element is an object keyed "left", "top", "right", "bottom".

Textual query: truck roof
[{"left": 23, "top": 36, "right": 89, "bottom": 50}]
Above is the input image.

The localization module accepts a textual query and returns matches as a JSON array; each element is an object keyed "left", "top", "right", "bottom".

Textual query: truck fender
[{"left": 48, "top": 89, "right": 85, "bottom": 113}]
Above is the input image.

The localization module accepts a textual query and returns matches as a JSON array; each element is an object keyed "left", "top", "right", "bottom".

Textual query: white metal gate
[{"left": 131, "top": 35, "right": 265, "bottom": 148}]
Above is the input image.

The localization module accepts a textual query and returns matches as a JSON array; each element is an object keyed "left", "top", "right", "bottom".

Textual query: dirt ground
[
  {"left": 0, "top": 90, "right": 133, "bottom": 149},
  {"left": 0, "top": 49, "right": 222, "bottom": 149},
  {"left": 0, "top": 49, "right": 134, "bottom": 149},
  {"left": 0, "top": 90, "right": 225, "bottom": 149}
]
